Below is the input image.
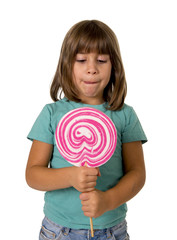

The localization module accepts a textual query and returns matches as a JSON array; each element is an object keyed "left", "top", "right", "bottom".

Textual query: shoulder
[
  {"left": 121, "top": 103, "right": 134, "bottom": 114},
  {"left": 44, "top": 98, "right": 70, "bottom": 114},
  {"left": 42, "top": 98, "right": 77, "bottom": 125},
  {"left": 112, "top": 103, "right": 134, "bottom": 119},
  {"left": 110, "top": 103, "right": 137, "bottom": 130}
]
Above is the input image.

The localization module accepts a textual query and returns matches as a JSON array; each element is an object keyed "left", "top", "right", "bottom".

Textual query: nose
[
  {"left": 87, "top": 69, "right": 97, "bottom": 74},
  {"left": 87, "top": 62, "right": 98, "bottom": 75}
]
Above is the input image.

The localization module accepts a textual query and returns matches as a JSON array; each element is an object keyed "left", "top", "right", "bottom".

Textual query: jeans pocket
[
  {"left": 124, "top": 234, "right": 130, "bottom": 240},
  {"left": 40, "top": 225, "right": 56, "bottom": 240},
  {"left": 112, "top": 232, "right": 129, "bottom": 240},
  {"left": 111, "top": 221, "right": 129, "bottom": 240}
]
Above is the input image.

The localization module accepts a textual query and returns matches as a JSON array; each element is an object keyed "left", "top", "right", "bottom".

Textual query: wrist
[
  {"left": 67, "top": 166, "right": 76, "bottom": 187},
  {"left": 56, "top": 166, "right": 75, "bottom": 189}
]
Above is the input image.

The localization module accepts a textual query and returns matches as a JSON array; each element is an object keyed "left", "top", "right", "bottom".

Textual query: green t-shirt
[{"left": 27, "top": 97, "right": 147, "bottom": 229}]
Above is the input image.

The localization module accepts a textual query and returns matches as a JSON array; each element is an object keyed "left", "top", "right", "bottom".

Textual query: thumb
[{"left": 96, "top": 167, "right": 101, "bottom": 177}]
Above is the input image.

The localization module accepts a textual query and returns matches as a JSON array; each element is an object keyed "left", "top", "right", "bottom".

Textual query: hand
[
  {"left": 80, "top": 189, "right": 109, "bottom": 218},
  {"left": 69, "top": 166, "right": 100, "bottom": 192}
]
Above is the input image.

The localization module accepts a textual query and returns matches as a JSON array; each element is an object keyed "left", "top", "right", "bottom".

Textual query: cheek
[
  {"left": 104, "top": 67, "right": 112, "bottom": 84},
  {"left": 72, "top": 64, "right": 77, "bottom": 78},
  {"left": 72, "top": 66, "right": 82, "bottom": 82},
  {"left": 72, "top": 67, "right": 79, "bottom": 84},
  {"left": 71, "top": 73, "right": 76, "bottom": 86}
]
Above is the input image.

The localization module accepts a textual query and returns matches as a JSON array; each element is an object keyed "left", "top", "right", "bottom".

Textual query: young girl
[{"left": 26, "top": 20, "right": 147, "bottom": 240}]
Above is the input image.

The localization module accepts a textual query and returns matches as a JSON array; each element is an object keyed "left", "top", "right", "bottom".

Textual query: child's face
[{"left": 72, "top": 52, "right": 112, "bottom": 105}]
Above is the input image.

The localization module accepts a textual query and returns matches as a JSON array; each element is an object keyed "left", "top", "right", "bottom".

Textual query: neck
[{"left": 81, "top": 97, "right": 105, "bottom": 105}]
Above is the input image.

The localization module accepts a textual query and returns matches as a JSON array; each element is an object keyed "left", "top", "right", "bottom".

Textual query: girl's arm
[
  {"left": 80, "top": 141, "right": 146, "bottom": 218},
  {"left": 106, "top": 141, "right": 146, "bottom": 210},
  {"left": 26, "top": 140, "right": 99, "bottom": 192}
]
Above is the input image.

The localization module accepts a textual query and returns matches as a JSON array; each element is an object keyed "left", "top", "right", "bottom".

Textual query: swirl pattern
[{"left": 55, "top": 107, "right": 117, "bottom": 167}]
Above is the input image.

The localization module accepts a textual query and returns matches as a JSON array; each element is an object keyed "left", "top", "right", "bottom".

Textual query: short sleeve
[
  {"left": 122, "top": 107, "right": 147, "bottom": 144},
  {"left": 27, "top": 105, "right": 54, "bottom": 144}
]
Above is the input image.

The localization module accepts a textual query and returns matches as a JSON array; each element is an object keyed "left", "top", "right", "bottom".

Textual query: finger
[
  {"left": 80, "top": 192, "right": 90, "bottom": 201},
  {"left": 81, "top": 181, "right": 96, "bottom": 192},
  {"left": 81, "top": 200, "right": 89, "bottom": 206},
  {"left": 94, "top": 167, "right": 101, "bottom": 176},
  {"left": 82, "top": 205, "right": 90, "bottom": 212},
  {"left": 83, "top": 211, "right": 94, "bottom": 218},
  {"left": 86, "top": 168, "right": 99, "bottom": 176},
  {"left": 85, "top": 181, "right": 97, "bottom": 188},
  {"left": 84, "top": 187, "right": 95, "bottom": 192},
  {"left": 85, "top": 176, "right": 98, "bottom": 183}
]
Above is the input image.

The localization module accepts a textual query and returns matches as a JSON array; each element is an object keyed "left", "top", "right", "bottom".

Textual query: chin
[
  {"left": 82, "top": 90, "right": 98, "bottom": 96},
  {"left": 84, "top": 94, "right": 98, "bottom": 98}
]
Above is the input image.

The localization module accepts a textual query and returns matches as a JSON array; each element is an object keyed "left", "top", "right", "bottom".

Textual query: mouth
[{"left": 83, "top": 81, "right": 99, "bottom": 85}]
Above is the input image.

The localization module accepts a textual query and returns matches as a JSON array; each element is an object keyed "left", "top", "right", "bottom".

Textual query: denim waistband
[{"left": 42, "top": 216, "right": 127, "bottom": 238}]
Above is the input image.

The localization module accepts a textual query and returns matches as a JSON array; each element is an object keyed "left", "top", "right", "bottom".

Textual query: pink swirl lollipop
[{"left": 55, "top": 107, "right": 117, "bottom": 167}]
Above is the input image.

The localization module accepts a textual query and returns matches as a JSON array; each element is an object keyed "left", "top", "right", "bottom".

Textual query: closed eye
[
  {"left": 98, "top": 60, "right": 107, "bottom": 63},
  {"left": 75, "top": 59, "right": 107, "bottom": 63},
  {"left": 76, "top": 59, "right": 86, "bottom": 63}
]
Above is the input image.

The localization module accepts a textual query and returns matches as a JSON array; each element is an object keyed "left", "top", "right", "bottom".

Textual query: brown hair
[{"left": 50, "top": 20, "right": 127, "bottom": 110}]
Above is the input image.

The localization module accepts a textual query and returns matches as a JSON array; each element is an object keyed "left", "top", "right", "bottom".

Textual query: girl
[{"left": 26, "top": 20, "right": 147, "bottom": 240}]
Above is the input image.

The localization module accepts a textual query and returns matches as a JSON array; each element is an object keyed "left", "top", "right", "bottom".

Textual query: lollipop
[
  {"left": 55, "top": 107, "right": 117, "bottom": 236},
  {"left": 55, "top": 107, "right": 117, "bottom": 167}
]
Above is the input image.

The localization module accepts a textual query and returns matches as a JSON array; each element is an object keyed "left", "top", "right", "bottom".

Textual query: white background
[{"left": 0, "top": 0, "right": 176, "bottom": 239}]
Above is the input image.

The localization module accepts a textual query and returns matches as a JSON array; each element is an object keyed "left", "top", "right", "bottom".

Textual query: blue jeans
[{"left": 39, "top": 216, "right": 129, "bottom": 240}]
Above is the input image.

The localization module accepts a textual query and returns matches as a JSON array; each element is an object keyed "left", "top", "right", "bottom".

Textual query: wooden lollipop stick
[
  {"left": 84, "top": 162, "right": 94, "bottom": 237},
  {"left": 90, "top": 216, "right": 94, "bottom": 237}
]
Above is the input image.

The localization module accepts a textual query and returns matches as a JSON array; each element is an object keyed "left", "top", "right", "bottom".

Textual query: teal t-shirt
[{"left": 27, "top": 97, "right": 147, "bottom": 229}]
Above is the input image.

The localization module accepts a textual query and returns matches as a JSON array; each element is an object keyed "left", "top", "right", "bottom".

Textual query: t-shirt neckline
[{"left": 63, "top": 97, "right": 108, "bottom": 110}]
